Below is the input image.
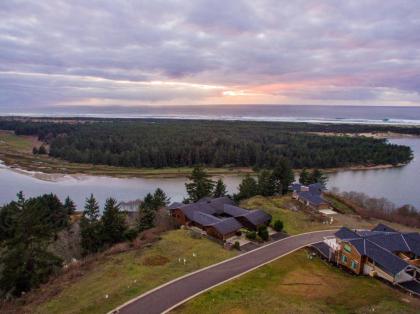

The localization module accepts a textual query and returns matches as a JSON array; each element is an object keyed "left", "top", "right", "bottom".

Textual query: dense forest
[{"left": 0, "top": 118, "right": 414, "bottom": 169}]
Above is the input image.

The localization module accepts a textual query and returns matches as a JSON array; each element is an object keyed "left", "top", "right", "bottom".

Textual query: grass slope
[
  {"left": 28, "top": 230, "right": 236, "bottom": 314},
  {"left": 240, "top": 195, "right": 341, "bottom": 235},
  {"left": 172, "top": 250, "right": 419, "bottom": 314}
]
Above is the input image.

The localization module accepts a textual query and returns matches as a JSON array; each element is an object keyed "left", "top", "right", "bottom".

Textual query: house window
[
  {"left": 344, "top": 244, "right": 352, "bottom": 253},
  {"left": 341, "top": 255, "right": 347, "bottom": 263},
  {"left": 351, "top": 260, "right": 358, "bottom": 270}
]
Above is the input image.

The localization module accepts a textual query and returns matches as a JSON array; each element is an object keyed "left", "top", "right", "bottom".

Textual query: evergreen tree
[
  {"left": 235, "top": 174, "right": 258, "bottom": 201},
  {"left": 272, "top": 158, "right": 294, "bottom": 195},
  {"left": 137, "top": 193, "right": 156, "bottom": 232},
  {"left": 257, "top": 170, "right": 276, "bottom": 196},
  {"left": 310, "top": 169, "right": 328, "bottom": 188},
  {"left": 63, "top": 196, "right": 76, "bottom": 216},
  {"left": 153, "top": 188, "right": 170, "bottom": 209},
  {"left": 101, "top": 198, "right": 127, "bottom": 245},
  {"left": 185, "top": 166, "right": 215, "bottom": 202},
  {"left": 79, "top": 194, "right": 103, "bottom": 255},
  {"left": 299, "top": 168, "right": 311, "bottom": 185},
  {"left": 213, "top": 178, "right": 227, "bottom": 198},
  {"left": 0, "top": 193, "right": 62, "bottom": 297}
]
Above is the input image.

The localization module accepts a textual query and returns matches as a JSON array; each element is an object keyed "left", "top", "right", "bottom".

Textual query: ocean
[{"left": 3, "top": 105, "right": 420, "bottom": 125}]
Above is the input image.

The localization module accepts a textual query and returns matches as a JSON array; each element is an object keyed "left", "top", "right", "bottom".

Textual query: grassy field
[
  {"left": 12, "top": 230, "right": 236, "bottom": 314},
  {"left": 240, "top": 195, "right": 341, "bottom": 235},
  {"left": 171, "top": 250, "right": 420, "bottom": 314},
  {"left": 0, "top": 131, "right": 253, "bottom": 177}
]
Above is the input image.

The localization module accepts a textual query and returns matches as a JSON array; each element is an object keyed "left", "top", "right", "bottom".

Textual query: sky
[{"left": 1, "top": 0, "right": 420, "bottom": 113}]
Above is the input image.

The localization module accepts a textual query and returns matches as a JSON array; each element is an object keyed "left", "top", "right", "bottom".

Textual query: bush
[
  {"left": 38, "top": 145, "right": 47, "bottom": 154},
  {"left": 124, "top": 228, "right": 138, "bottom": 242},
  {"left": 246, "top": 231, "right": 257, "bottom": 240},
  {"left": 258, "top": 226, "right": 269, "bottom": 241},
  {"left": 273, "top": 220, "right": 284, "bottom": 232},
  {"left": 233, "top": 241, "right": 240, "bottom": 250}
]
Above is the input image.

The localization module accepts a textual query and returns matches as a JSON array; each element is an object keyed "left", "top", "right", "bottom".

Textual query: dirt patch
[{"left": 143, "top": 255, "right": 170, "bottom": 266}]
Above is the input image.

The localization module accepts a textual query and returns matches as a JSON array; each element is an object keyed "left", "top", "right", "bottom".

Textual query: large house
[
  {"left": 168, "top": 197, "right": 272, "bottom": 241},
  {"left": 290, "top": 182, "right": 331, "bottom": 210},
  {"left": 313, "top": 224, "right": 420, "bottom": 295}
]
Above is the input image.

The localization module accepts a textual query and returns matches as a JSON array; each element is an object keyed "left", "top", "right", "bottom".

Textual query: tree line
[
  {"left": 0, "top": 188, "right": 170, "bottom": 299},
  {"left": 0, "top": 119, "right": 413, "bottom": 169}
]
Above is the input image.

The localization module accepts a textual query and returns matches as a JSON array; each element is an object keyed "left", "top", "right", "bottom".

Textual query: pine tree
[
  {"left": 272, "top": 158, "right": 295, "bottom": 195},
  {"left": 63, "top": 196, "right": 76, "bottom": 216},
  {"left": 257, "top": 170, "right": 276, "bottom": 196},
  {"left": 235, "top": 174, "right": 258, "bottom": 201},
  {"left": 185, "top": 166, "right": 215, "bottom": 202},
  {"left": 153, "top": 188, "right": 170, "bottom": 209},
  {"left": 79, "top": 194, "right": 103, "bottom": 255},
  {"left": 213, "top": 178, "right": 227, "bottom": 198},
  {"left": 137, "top": 193, "right": 156, "bottom": 232},
  {"left": 101, "top": 198, "right": 127, "bottom": 245},
  {"left": 299, "top": 168, "right": 311, "bottom": 185},
  {"left": 310, "top": 169, "right": 328, "bottom": 188},
  {"left": 0, "top": 193, "right": 62, "bottom": 297}
]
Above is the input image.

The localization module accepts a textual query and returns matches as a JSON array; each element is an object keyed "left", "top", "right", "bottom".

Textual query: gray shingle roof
[
  {"left": 192, "top": 211, "right": 221, "bottom": 226},
  {"left": 298, "top": 191, "right": 327, "bottom": 206},
  {"left": 372, "top": 223, "right": 397, "bottom": 233},
  {"left": 210, "top": 218, "right": 242, "bottom": 235},
  {"left": 223, "top": 204, "right": 248, "bottom": 217},
  {"left": 337, "top": 224, "right": 420, "bottom": 277},
  {"left": 241, "top": 210, "right": 272, "bottom": 226},
  {"left": 335, "top": 227, "right": 361, "bottom": 240},
  {"left": 364, "top": 240, "right": 409, "bottom": 275}
]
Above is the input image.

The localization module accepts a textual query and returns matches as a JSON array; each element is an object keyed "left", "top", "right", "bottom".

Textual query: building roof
[
  {"left": 364, "top": 240, "right": 409, "bottom": 275},
  {"left": 172, "top": 197, "right": 271, "bottom": 235},
  {"left": 308, "top": 183, "right": 323, "bottom": 195},
  {"left": 290, "top": 183, "right": 303, "bottom": 192},
  {"left": 240, "top": 210, "right": 272, "bottom": 226},
  {"left": 192, "top": 211, "right": 221, "bottom": 226},
  {"left": 371, "top": 223, "right": 396, "bottom": 233},
  {"left": 210, "top": 218, "right": 242, "bottom": 235},
  {"left": 337, "top": 224, "right": 420, "bottom": 276},
  {"left": 335, "top": 227, "right": 361, "bottom": 240},
  {"left": 223, "top": 204, "right": 249, "bottom": 217},
  {"left": 298, "top": 191, "right": 327, "bottom": 206}
]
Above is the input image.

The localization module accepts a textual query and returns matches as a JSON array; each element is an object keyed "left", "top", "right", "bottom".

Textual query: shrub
[
  {"left": 124, "top": 228, "right": 138, "bottom": 242},
  {"left": 246, "top": 231, "right": 257, "bottom": 240},
  {"left": 273, "top": 220, "right": 284, "bottom": 232},
  {"left": 258, "top": 226, "right": 269, "bottom": 241},
  {"left": 233, "top": 241, "right": 240, "bottom": 250}
]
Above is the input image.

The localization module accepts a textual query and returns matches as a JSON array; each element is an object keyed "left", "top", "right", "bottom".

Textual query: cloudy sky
[{"left": 1, "top": 0, "right": 420, "bottom": 112}]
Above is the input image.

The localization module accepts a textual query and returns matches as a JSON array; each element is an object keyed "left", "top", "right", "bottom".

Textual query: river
[{"left": 1, "top": 138, "right": 419, "bottom": 210}]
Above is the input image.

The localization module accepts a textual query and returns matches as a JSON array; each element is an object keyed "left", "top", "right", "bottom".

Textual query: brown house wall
[
  {"left": 205, "top": 226, "right": 236, "bottom": 241},
  {"left": 172, "top": 208, "right": 189, "bottom": 225},
  {"left": 337, "top": 241, "right": 363, "bottom": 274}
]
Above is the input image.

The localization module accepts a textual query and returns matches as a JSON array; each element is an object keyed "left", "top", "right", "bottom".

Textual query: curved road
[{"left": 112, "top": 229, "right": 336, "bottom": 314}]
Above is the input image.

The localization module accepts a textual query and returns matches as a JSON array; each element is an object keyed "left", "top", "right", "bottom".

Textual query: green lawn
[
  {"left": 172, "top": 250, "right": 419, "bottom": 314},
  {"left": 240, "top": 196, "right": 341, "bottom": 235},
  {"left": 30, "top": 230, "right": 236, "bottom": 314}
]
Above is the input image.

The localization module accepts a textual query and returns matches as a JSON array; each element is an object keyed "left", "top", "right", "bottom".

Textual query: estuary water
[{"left": 1, "top": 138, "right": 419, "bottom": 210}]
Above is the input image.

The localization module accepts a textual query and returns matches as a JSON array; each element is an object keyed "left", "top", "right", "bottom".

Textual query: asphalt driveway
[{"left": 112, "top": 229, "right": 336, "bottom": 314}]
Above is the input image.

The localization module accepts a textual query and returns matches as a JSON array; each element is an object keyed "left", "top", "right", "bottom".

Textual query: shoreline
[
  {"left": 0, "top": 156, "right": 407, "bottom": 181},
  {"left": 0, "top": 129, "right": 413, "bottom": 180}
]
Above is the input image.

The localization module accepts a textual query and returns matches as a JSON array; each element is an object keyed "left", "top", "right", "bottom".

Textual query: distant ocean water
[{"left": 3, "top": 105, "right": 420, "bottom": 125}]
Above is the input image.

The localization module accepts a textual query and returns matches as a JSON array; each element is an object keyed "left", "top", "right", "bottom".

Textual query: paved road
[{"left": 112, "top": 230, "right": 336, "bottom": 314}]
